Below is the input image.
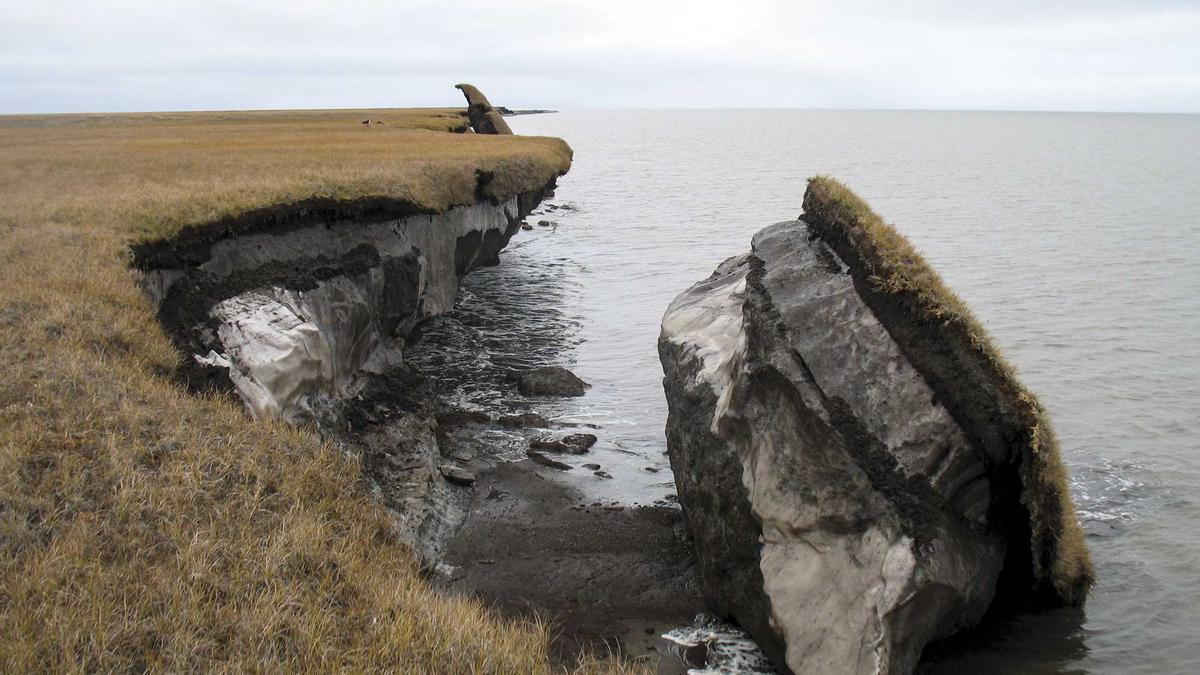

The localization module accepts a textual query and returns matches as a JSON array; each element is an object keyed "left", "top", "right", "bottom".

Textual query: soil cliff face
[
  {"left": 138, "top": 192, "right": 544, "bottom": 420},
  {"left": 659, "top": 179, "right": 1092, "bottom": 674},
  {"left": 134, "top": 179, "right": 556, "bottom": 563}
]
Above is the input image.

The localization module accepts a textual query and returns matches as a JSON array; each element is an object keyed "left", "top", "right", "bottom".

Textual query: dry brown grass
[
  {"left": 0, "top": 108, "right": 570, "bottom": 243},
  {"left": 802, "top": 176, "right": 1093, "bottom": 606},
  {"left": 0, "top": 109, "right": 648, "bottom": 673}
]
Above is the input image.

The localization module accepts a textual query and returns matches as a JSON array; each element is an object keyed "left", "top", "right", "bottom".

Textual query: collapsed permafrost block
[
  {"left": 455, "top": 83, "right": 513, "bottom": 135},
  {"left": 659, "top": 177, "right": 1092, "bottom": 674}
]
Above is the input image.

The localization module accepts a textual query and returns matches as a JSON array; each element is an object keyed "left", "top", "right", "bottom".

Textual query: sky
[{"left": 2, "top": 0, "right": 1198, "bottom": 114}]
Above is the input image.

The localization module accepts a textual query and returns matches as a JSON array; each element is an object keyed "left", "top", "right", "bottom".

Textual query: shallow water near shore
[{"left": 422, "top": 110, "right": 1199, "bottom": 673}]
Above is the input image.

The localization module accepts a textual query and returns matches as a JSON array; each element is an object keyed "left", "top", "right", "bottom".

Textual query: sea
[{"left": 412, "top": 110, "right": 1200, "bottom": 674}]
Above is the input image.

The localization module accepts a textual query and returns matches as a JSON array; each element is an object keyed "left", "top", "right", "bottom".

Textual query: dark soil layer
[
  {"left": 131, "top": 178, "right": 555, "bottom": 272},
  {"left": 145, "top": 180, "right": 553, "bottom": 397},
  {"left": 131, "top": 196, "right": 434, "bottom": 271},
  {"left": 441, "top": 461, "right": 704, "bottom": 671}
]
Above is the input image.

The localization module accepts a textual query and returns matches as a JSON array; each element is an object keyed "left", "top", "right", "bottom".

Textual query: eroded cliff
[{"left": 134, "top": 170, "right": 559, "bottom": 564}]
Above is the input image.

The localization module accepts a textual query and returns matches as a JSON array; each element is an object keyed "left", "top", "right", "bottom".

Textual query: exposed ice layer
[
  {"left": 207, "top": 281, "right": 377, "bottom": 420},
  {"left": 659, "top": 254, "right": 749, "bottom": 435},
  {"left": 157, "top": 198, "right": 521, "bottom": 421}
]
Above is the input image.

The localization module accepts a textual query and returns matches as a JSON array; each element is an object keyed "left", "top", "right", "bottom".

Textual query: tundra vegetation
[{"left": 0, "top": 108, "right": 649, "bottom": 672}]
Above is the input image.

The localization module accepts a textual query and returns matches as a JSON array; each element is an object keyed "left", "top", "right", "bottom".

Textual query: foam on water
[{"left": 662, "top": 614, "right": 775, "bottom": 674}]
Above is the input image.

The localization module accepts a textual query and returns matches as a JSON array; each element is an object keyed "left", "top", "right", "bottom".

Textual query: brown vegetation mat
[{"left": 0, "top": 109, "right": 649, "bottom": 672}]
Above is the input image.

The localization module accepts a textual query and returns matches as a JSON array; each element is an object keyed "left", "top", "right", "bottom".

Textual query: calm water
[{"left": 441, "top": 110, "right": 1200, "bottom": 673}]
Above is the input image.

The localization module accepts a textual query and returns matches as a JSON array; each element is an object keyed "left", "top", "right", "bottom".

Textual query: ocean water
[{"left": 438, "top": 110, "right": 1199, "bottom": 673}]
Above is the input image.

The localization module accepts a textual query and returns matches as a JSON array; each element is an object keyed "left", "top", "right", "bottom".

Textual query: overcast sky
[{"left": 2, "top": 0, "right": 1198, "bottom": 114}]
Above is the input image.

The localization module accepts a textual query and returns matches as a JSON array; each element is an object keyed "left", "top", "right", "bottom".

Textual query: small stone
[
  {"left": 594, "top": 470, "right": 613, "bottom": 480},
  {"left": 529, "top": 438, "right": 564, "bottom": 453},
  {"left": 531, "top": 433, "right": 597, "bottom": 455},
  {"left": 644, "top": 466, "right": 660, "bottom": 473},
  {"left": 562, "top": 433, "right": 597, "bottom": 452},
  {"left": 537, "top": 220, "right": 551, "bottom": 226},
  {"left": 497, "top": 412, "right": 550, "bottom": 428},
  {"left": 521, "top": 222, "right": 533, "bottom": 231},
  {"left": 583, "top": 463, "right": 602, "bottom": 471},
  {"left": 436, "top": 408, "right": 490, "bottom": 427},
  {"left": 526, "top": 450, "right": 572, "bottom": 471},
  {"left": 512, "top": 366, "right": 590, "bottom": 397},
  {"left": 439, "top": 464, "right": 476, "bottom": 486}
]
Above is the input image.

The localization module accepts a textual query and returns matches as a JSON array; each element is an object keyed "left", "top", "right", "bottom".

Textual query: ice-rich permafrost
[
  {"left": 132, "top": 88, "right": 707, "bottom": 669},
  {"left": 659, "top": 177, "right": 1093, "bottom": 674},
  {"left": 135, "top": 153, "right": 560, "bottom": 564}
]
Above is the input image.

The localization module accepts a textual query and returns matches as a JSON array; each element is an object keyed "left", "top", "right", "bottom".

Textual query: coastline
[{"left": 0, "top": 106, "right": 615, "bottom": 672}]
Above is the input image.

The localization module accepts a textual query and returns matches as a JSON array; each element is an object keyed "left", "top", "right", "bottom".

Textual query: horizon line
[{"left": 1, "top": 105, "right": 1197, "bottom": 118}]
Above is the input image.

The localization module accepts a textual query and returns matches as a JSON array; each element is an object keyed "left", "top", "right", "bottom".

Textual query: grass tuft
[{"left": 802, "top": 176, "right": 1094, "bottom": 606}]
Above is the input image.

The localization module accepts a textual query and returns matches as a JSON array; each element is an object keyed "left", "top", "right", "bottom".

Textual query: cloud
[{"left": 1, "top": 0, "right": 1197, "bottom": 113}]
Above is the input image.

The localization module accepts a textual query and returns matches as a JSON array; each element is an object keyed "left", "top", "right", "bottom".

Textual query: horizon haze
[{"left": 2, "top": 0, "right": 1198, "bottom": 115}]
